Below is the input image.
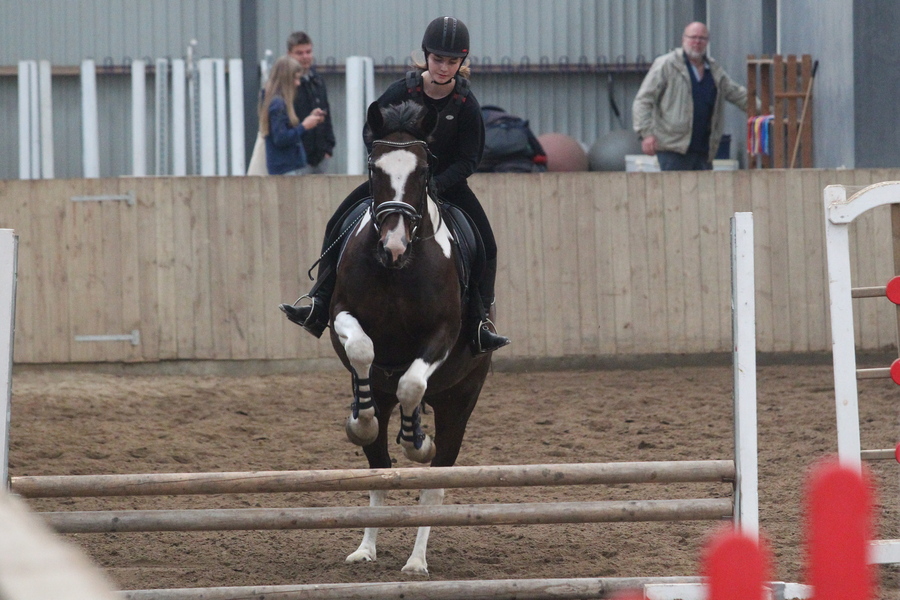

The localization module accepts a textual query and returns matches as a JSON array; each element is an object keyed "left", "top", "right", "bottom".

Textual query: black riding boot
[
  {"left": 473, "top": 258, "right": 510, "bottom": 354},
  {"left": 279, "top": 253, "right": 336, "bottom": 339}
]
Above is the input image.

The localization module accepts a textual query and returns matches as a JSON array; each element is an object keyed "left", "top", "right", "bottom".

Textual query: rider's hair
[
  {"left": 412, "top": 53, "right": 471, "bottom": 80},
  {"left": 258, "top": 56, "right": 302, "bottom": 135}
]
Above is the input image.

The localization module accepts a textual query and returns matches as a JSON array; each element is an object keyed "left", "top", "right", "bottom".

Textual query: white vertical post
[
  {"left": 731, "top": 212, "right": 759, "bottom": 540},
  {"left": 131, "top": 59, "right": 147, "bottom": 177},
  {"left": 345, "top": 56, "right": 368, "bottom": 175},
  {"left": 213, "top": 59, "right": 228, "bottom": 175},
  {"left": 28, "top": 62, "right": 40, "bottom": 179},
  {"left": 823, "top": 185, "right": 863, "bottom": 470},
  {"left": 198, "top": 58, "right": 216, "bottom": 176},
  {"left": 0, "top": 230, "right": 17, "bottom": 490},
  {"left": 17, "top": 61, "right": 33, "bottom": 180},
  {"left": 228, "top": 58, "right": 245, "bottom": 176},
  {"left": 80, "top": 59, "right": 100, "bottom": 178},
  {"left": 154, "top": 58, "right": 170, "bottom": 176},
  {"left": 363, "top": 56, "right": 376, "bottom": 108},
  {"left": 171, "top": 59, "right": 187, "bottom": 176},
  {"left": 37, "top": 60, "right": 54, "bottom": 179}
]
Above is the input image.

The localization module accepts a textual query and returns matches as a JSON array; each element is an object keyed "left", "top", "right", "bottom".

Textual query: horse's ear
[
  {"left": 420, "top": 104, "right": 439, "bottom": 139},
  {"left": 366, "top": 102, "right": 384, "bottom": 138}
]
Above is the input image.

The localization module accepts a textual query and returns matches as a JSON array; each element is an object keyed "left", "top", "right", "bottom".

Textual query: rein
[{"left": 368, "top": 139, "right": 436, "bottom": 242}]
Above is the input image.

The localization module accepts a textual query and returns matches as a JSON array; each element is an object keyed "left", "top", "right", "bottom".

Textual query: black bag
[{"left": 477, "top": 106, "right": 547, "bottom": 173}]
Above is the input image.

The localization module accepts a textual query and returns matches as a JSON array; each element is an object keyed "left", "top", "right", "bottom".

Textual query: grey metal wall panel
[
  {"left": 779, "top": 0, "right": 855, "bottom": 169},
  {"left": 0, "top": 0, "right": 241, "bottom": 65}
]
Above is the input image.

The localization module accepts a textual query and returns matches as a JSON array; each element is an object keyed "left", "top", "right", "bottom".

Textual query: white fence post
[
  {"left": 17, "top": 61, "right": 35, "bottom": 180},
  {"left": 80, "top": 60, "right": 100, "bottom": 178},
  {"left": 228, "top": 59, "right": 245, "bottom": 176},
  {"left": 131, "top": 59, "right": 147, "bottom": 177},
  {"left": 345, "top": 56, "right": 375, "bottom": 175},
  {"left": 171, "top": 59, "right": 187, "bottom": 176},
  {"left": 37, "top": 60, "right": 54, "bottom": 179}
]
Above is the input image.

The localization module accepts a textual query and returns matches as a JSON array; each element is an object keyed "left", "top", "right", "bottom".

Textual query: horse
[{"left": 327, "top": 100, "right": 492, "bottom": 574}]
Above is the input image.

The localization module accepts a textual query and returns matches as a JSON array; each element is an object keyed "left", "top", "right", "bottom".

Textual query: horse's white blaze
[
  {"left": 375, "top": 149, "right": 416, "bottom": 204},
  {"left": 427, "top": 197, "right": 453, "bottom": 258},
  {"left": 397, "top": 356, "right": 446, "bottom": 413},
  {"left": 346, "top": 489, "right": 386, "bottom": 563},
  {"left": 382, "top": 214, "right": 407, "bottom": 262},
  {"left": 402, "top": 488, "right": 445, "bottom": 574}
]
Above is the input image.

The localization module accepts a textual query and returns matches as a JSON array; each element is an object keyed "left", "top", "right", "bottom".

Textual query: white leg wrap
[
  {"left": 346, "top": 489, "right": 386, "bottom": 563},
  {"left": 401, "top": 488, "right": 444, "bottom": 574}
]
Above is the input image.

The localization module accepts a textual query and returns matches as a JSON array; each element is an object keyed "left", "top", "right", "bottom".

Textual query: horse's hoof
[
  {"left": 346, "top": 548, "right": 376, "bottom": 563},
  {"left": 346, "top": 415, "right": 379, "bottom": 446},
  {"left": 401, "top": 558, "right": 429, "bottom": 575},
  {"left": 402, "top": 435, "right": 436, "bottom": 463}
]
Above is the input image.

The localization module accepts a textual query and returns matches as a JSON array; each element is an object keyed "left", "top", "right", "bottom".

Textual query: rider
[{"left": 280, "top": 16, "right": 510, "bottom": 354}]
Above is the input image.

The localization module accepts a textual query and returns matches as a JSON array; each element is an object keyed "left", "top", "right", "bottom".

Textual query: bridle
[{"left": 368, "top": 139, "right": 435, "bottom": 242}]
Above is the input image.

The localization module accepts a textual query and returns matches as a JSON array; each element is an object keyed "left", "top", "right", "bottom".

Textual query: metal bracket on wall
[
  {"left": 74, "top": 330, "right": 141, "bottom": 346},
  {"left": 70, "top": 190, "right": 135, "bottom": 206}
]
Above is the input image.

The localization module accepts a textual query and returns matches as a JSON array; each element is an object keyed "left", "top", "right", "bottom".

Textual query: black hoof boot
[
  {"left": 279, "top": 295, "right": 328, "bottom": 338},
  {"left": 475, "top": 318, "right": 510, "bottom": 354}
]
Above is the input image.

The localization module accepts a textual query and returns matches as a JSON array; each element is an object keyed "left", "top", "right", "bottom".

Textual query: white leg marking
[
  {"left": 346, "top": 489, "right": 386, "bottom": 563},
  {"left": 401, "top": 488, "right": 445, "bottom": 574},
  {"left": 334, "top": 312, "right": 378, "bottom": 444},
  {"left": 396, "top": 357, "right": 446, "bottom": 463}
]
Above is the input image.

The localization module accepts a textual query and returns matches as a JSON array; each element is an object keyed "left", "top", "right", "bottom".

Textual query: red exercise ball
[{"left": 536, "top": 133, "right": 589, "bottom": 172}]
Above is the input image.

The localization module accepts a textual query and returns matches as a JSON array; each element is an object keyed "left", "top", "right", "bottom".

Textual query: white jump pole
[
  {"left": 171, "top": 59, "right": 187, "bottom": 176},
  {"left": 0, "top": 230, "right": 17, "bottom": 490},
  {"left": 131, "top": 59, "right": 147, "bottom": 177},
  {"left": 37, "top": 60, "right": 54, "bottom": 179},
  {"left": 197, "top": 58, "right": 216, "bottom": 176},
  {"left": 731, "top": 212, "right": 759, "bottom": 540},
  {"left": 17, "top": 61, "right": 34, "bottom": 180},
  {"left": 80, "top": 60, "right": 100, "bottom": 178},
  {"left": 227, "top": 58, "right": 245, "bottom": 176}
]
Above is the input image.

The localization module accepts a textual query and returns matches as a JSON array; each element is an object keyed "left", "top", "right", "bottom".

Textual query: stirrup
[
  {"left": 475, "top": 318, "right": 510, "bottom": 354},
  {"left": 279, "top": 294, "right": 327, "bottom": 338}
]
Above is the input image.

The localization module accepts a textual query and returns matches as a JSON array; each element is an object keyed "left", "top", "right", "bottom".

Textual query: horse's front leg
[
  {"left": 396, "top": 357, "right": 446, "bottom": 463},
  {"left": 401, "top": 487, "right": 444, "bottom": 575},
  {"left": 333, "top": 311, "right": 378, "bottom": 446}
]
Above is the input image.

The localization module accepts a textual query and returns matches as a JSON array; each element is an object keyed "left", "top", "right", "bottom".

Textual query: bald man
[{"left": 633, "top": 22, "right": 755, "bottom": 170}]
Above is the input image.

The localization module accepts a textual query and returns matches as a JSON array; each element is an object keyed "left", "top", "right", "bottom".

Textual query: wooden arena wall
[{"left": 0, "top": 170, "right": 896, "bottom": 365}]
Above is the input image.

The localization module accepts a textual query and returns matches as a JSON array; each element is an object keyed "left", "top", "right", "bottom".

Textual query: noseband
[{"left": 368, "top": 139, "right": 433, "bottom": 241}]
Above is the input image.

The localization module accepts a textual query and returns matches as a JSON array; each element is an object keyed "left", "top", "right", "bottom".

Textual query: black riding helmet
[{"left": 421, "top": 16, "right": 469, "bottom": 58}]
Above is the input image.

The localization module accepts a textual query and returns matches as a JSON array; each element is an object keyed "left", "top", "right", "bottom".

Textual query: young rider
[{"left": 280, "top": 16, "right": 509, "bottom": 354}]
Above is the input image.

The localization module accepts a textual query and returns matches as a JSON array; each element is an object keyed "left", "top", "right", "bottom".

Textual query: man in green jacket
[{"left": 632, "top": 22, "right": 753, "bottom": 171}]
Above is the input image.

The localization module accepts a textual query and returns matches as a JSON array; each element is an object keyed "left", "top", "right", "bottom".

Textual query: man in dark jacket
[{"left": 287, "top": 31, "right": 336, "bottom": 174}]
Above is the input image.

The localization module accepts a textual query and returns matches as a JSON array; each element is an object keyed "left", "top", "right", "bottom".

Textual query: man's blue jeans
[{"left": 656, "top": 150, "right": 712, "bottom": 171}]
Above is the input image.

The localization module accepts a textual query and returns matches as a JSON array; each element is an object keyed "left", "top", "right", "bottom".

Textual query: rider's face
[{"left": 427, "top": 54, "right": 462, "bottom": 84}]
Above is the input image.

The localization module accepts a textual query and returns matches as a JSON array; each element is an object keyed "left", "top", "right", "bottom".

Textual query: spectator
[
  {"left": 286, "top": 31, "right": 336, "bottom": 174},
  {"left": 632, "top": 21, "right": 754, "bottom": 171},
  {"left": 258, "top": 56, "right": 326, "bottom": 175}
]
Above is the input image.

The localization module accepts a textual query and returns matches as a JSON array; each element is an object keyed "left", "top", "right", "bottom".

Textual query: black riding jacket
[{"left": 368, "top": 74, "right": 484, "bottom": 194}]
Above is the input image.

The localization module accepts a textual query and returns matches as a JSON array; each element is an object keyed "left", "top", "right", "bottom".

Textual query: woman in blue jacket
[{"left": 258, "top": 56, "right": 326, "bottom": 175}]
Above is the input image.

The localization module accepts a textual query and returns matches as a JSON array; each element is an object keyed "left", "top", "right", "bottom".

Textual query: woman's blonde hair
[
  {"left": 413, "top": 53, "right": 471, "bottom": 80},
  {"left": 258, "top": 56, "right": 302, "bottom": 135}
]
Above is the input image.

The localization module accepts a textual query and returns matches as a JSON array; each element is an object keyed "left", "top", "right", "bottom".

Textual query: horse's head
[{"left": 365, "top": 100, "right": 438, "bottom": 269}]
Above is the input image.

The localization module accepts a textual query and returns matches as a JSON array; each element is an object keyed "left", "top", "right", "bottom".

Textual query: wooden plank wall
[{"left": 0, "top": 170, "right": 896, "bottom": 365}]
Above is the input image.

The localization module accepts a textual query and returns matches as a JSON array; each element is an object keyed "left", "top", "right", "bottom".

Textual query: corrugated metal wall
[{"left": 0, "top": 0, "right": 694, "bottom": 180}]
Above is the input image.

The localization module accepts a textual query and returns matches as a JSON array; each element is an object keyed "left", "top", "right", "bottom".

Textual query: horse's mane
[{"left": 365, "top": 100, "right": 431, "bottom": 144}]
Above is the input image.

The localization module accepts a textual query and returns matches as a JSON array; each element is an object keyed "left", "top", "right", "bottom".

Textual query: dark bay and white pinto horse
[{"left": 329, "top": 100, "right": 491, "bottom": 574}]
